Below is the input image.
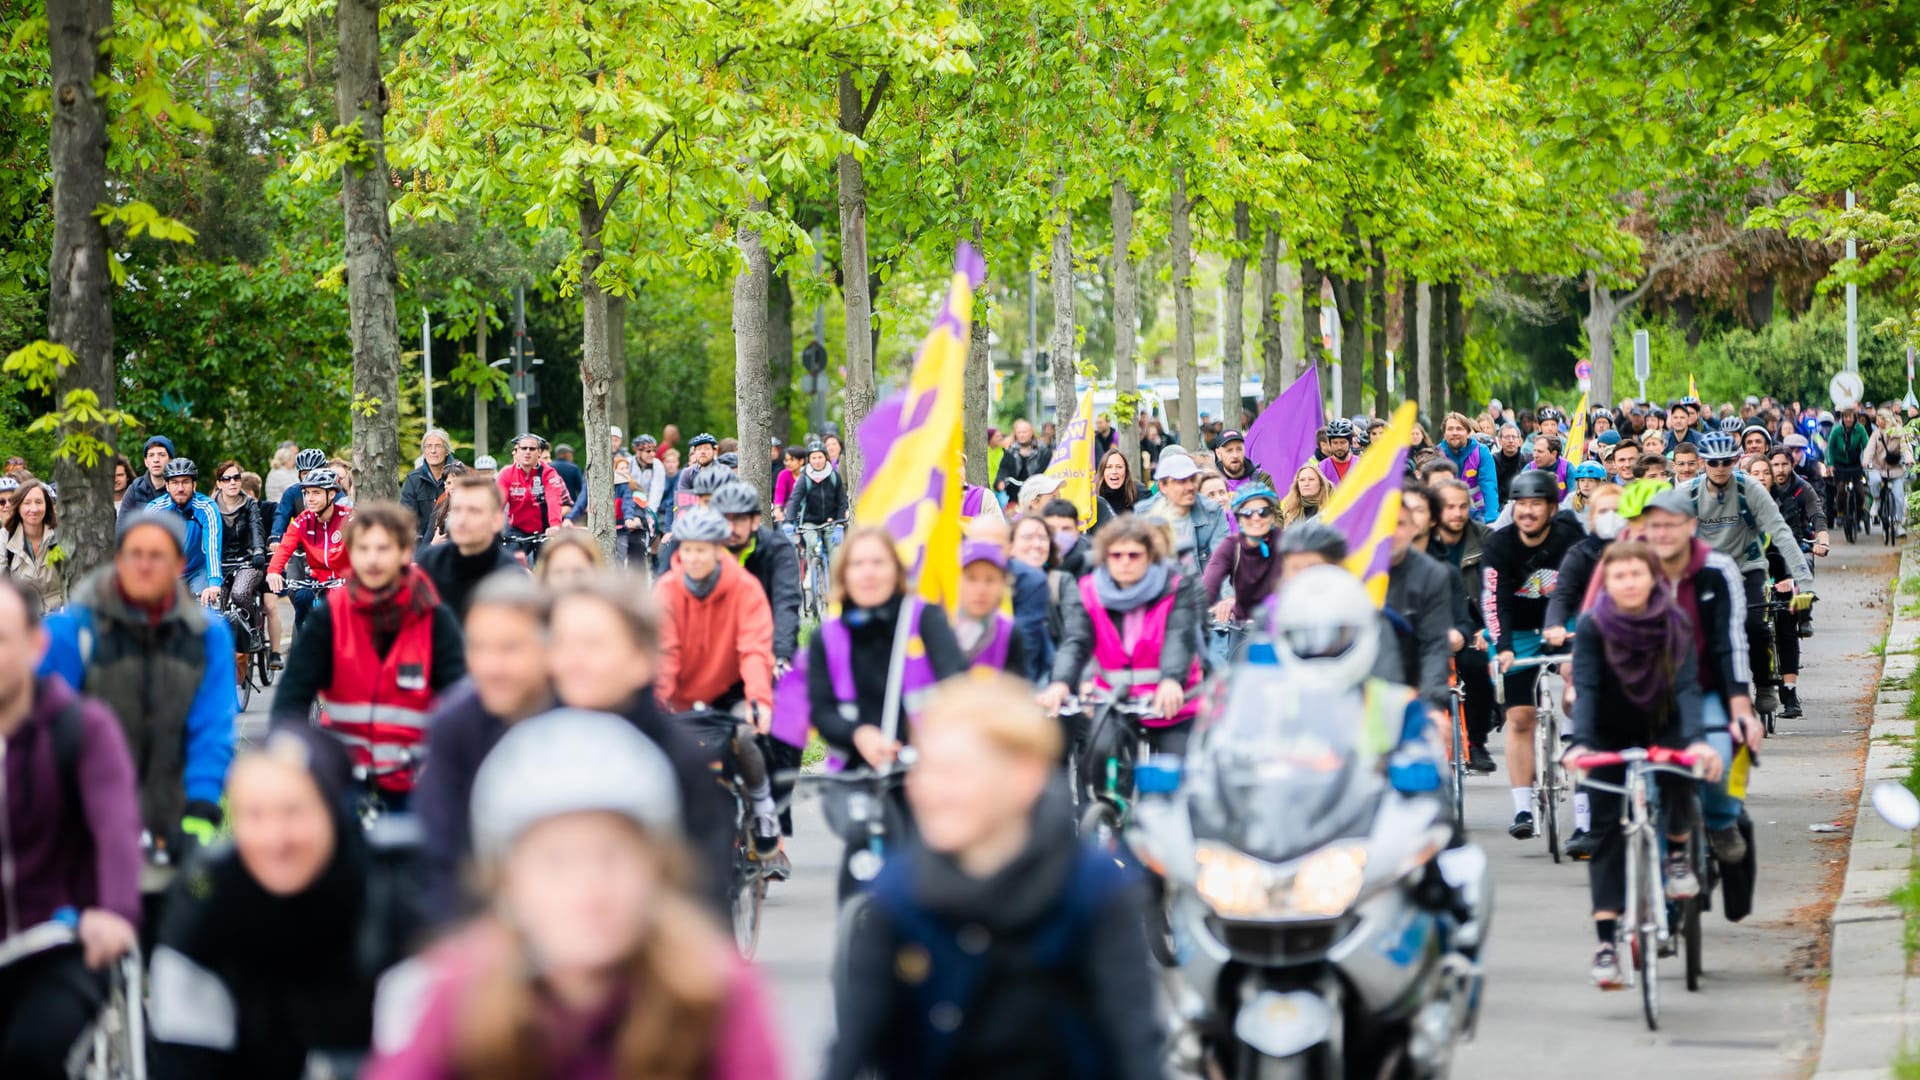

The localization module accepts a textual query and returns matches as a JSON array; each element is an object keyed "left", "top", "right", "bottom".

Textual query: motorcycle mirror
[{"left": 1871, "top": 781, "right": 1920, "bottom": 832}]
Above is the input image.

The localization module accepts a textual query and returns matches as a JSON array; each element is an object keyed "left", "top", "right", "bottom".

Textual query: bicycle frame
[{"left": 1494, "top": 651, "right": 1574, "bottom": 858}]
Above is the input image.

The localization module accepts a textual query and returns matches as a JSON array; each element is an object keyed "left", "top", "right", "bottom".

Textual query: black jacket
[
  {"left": 994, "top": 442, "right": 1049, "bottom": 498},
  {"left": 415, "top": 539, "right": 524, "bottom": 621},
  {"left": 824, "top": 791, "right": 1163, "bottom": 1080},
  {"left": 1774, "top": 473, "right": 1827, "bottom": 541},
  {"left": 398, "top": 463, "right": 450, "bottom": 547},
  {"left": 1385, "top": 548, "right": 1455, "bottom": 711},
  {"left": 739, "top": 525, "right": 803, "bottom": 663},
  {"left": 215, "top": 495, "right": 268, "bottom": 569},
  {"left": 1569, "top": 611, "right": 1704, "bottom": 750},
  {"left": 784, "top": 469, "right": 848, "bottom": 526},
  {"left": 1544, "top": 533, "right": 1607, "bottom": 633},
  {"left": 120, "top": 472, "right": 166, "bottom": 516},
  {"left": 809, "top": 598, "right": 967, "bottom": 755}
]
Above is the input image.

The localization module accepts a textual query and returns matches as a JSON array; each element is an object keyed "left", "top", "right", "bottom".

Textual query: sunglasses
[
  {"left": 1236, "top": 506, "right": 1275, "bottom": 520},
  {"left": 1106, "top": 549, "right": 1148, "bottom": 563},
  {"left": 219, "top": 474, "right": 242, "bottom": 483}
]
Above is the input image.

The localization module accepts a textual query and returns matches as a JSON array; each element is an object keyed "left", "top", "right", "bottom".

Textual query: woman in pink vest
[{"left": 1038, "top": 516, "right": 1203, "bottom": 762}]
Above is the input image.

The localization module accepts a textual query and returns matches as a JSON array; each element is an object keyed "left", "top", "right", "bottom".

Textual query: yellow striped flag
[
  {"left": 1043, "top": 386, "right": 1098, "bottom": 531},
  {"left": 851, "top": 245, "right": 984, "bottom": 609},
  {"left": 1318, "top": 402, "right": 1418, "bottom": 607}
]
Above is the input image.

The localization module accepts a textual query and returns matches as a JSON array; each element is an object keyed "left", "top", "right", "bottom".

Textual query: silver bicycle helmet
[
  {"left": 710, "top": 481, "right": 761, "bottom": 517},
  {"left": 673, "top": 506, "right": 731, "bottom": 543},
  {"left": 470, "top": 709, "right": 683, "bottom": 862}
]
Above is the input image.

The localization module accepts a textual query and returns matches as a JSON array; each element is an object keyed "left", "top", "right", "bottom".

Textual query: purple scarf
[{"left": 1587, "top": 581, "right": 1693, "bottom": 714}]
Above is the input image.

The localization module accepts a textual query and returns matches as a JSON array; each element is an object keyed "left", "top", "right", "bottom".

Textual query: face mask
[
  {"left": 1593, "top": 510, "right": 1625, "bottom": 540},
  {"left": 1052, "top": 529, "right": 1078, "bottom": 555}
]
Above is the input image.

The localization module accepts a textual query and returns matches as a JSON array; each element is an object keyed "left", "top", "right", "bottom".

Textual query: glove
[
  {"left": 178, "top": 799, "right": 223, "bottom": 849},
  {"left": 1790, "top": 592, "right": 1816, "bottom": 613}
]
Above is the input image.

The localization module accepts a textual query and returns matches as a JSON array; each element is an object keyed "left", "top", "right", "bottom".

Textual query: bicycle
[
  {"left": 794, "top": 521, "right": 842, "bottom": 624},
  {"left": 1877, "top": 479, "right": 1899, "bottom": 545},
  {"left": 1835, "top": 470, "right": 1869, "bottom": 544},
  {"left": 1569, "top": 746, "right": 1706, "bottom": 1030},
  {"left": 219, "top": 560, "right": 274, "bottom": 713},
  {"left": 501, "top": 527, "right": 551, "bottom": 567},
  {"left": 0, "top": 914, "right": 147, "bottom": 1080},
  {"left": 790, "top": 749, "right": 916, "bottom": 892},
  {"left": 1757, "top": 596, "right": 1796, "bottom": 735},
  {"left": 1445, "top": 678, "right": 1469, "bottom": 826},
  {"left": 676, "top": 708, "right": 775, "bottom": 958},
  {"left": 1494, "top": 650, "right": 1575, "bottom": 862}
]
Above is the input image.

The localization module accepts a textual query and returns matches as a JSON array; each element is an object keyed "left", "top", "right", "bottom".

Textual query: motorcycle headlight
[
  {"left": 1290, "top": 845, "right": 1368, "bottom": 917},
  {"left": 1195, "top": 845, "right": 1280, "bottom": 918}
]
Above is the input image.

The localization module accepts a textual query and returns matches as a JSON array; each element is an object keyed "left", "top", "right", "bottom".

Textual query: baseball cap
[
  {"left": 1218, "top": 429, "right": 1245, "bottom": 446},
  {"left": 1644, "top": 488, "right": 1697, "bottom": 520},
  {"left": 1153, "top": 451, "right": 1200, "bottom": 481},
  {"left": 960, "top": 539, "right": 1008, "bottom": 569},
  {"left": 610, "top": 426, "right": 623, "bottom": 440},
  {"left": 1022, "top": 473, "right": 1065, "bottom": 499}
]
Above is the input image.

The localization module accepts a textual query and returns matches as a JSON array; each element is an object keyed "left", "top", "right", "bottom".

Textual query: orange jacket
[{"left": 655, "top": 556, "right": 775, "bottom": 717}]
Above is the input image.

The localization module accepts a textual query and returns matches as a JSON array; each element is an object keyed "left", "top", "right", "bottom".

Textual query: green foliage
[{"left": 1614, "top": 296, "right": 1911, "bottom": 408}]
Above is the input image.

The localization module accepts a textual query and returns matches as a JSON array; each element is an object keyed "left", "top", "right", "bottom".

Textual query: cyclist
[
  {"left": 1203, "top": 486, "right": 1284, "bottom": 627},
  {"left": 1439, "top": 412, "right": 1501, "bottom": 522},
  {"left": 1609, "top": 440, "right": 1642, "bottom": 485},
  {"left": 40, "top": 511, "right": 236, "bottom": 877},
  {"left": 399, "top": 428, "right": 455, "bottom": 549},
  {"left": 825, "top": 675, "right": 1161, "bottom": 1080},
  {"left": 416, "top": 475, "right": 524, "bottom": 621},
  {"left": 706, "top": 481, "right": 803, "bottom": 673},
  {"left": 652, "top": 507, "right": 781, "bottom": 855},
  {"left": 0, "top": 577, "right": 142, "bottom": 1080},
  {"left": 1039, "top": 515, "right": 1204, "bottom": 760},
  {"left": 1622, "top": 484, "right": 1761, "bottom": 868},
  {"left": 1562, "top": 541, "right": 1721, "bottom": 988},
  {"left": 1867, "top": 408, "right": 1910, "bottom": 538},
  {"left": 952, "top": 539, "right": 1026, "bottom": 674},
  {"left": 367, "top": 711, "right": 785, "bottom": 1078},
  {"left": 1740, "top": 424, "right": 1772, "bottom": 458},
  {"left": 673, "top": 431, "right": 722, "bottom": 512},
  {"left": 469, "top": 454, "right": 498, "bottom": 482},
  {"left": 1429, "top": 479, "right": 1498, "bottom": 774},
  {"left": 1212, "top": 428, "right": 1270, "bottom": 494},
  {"left": 148, "top": 457, "right": 225, "bottom": 606},
  {"left": 994, "top": 418, "right": 1051, "bottom": 504},
  {"left": 1481, "top": 469, "right": 1586, "bottom": 840},
  {"left": 269, "top": 502, "right": 467, "bottom": 808},
  {"left": 1319, "top": 418, "right": 1359, "bottom": 485},
  {"left": 1681, "top": 430, "right": 1814, "bottom": 717},
  {"left": 3, "top": 478, "right": 63, "bottom": 613},
  {"left": 150, "top": 725, "right": 425, "bottom": 1078},
  {"left": 209, "top": 457, "right": 270, "bottom": 656},
  {"left": 1827, "top": 403, "right": 1873, "bottom": 530},
  {"left": 268, "top": 448, "right": 333, "bottom": 543},
  {"left": 119, "top": 434, "right": 175, "bottom": 515},
  {"left": 496, "top": 434, "right": 566, "bottom": 557},
  {"left": 1137, "top": 448, "right": 1227, "bottom": 576},
  {"left": 783, "top": 442, "right": 848, "bottom": 543},
  {"left": 1492, "top": 422, "right": 1527, "bottom": 504},
  {"left": 1561, "top": 460, "right": 1607, "bottom": 517},
  {"left": 1524, "top": 434, "right": 1570, "bottom": 502},
  {"left": 267, "top": 467, "right": 352, "bottom": 630},
  {"left": 1768, "top": 445, "right": 1828, "bottom": 719}
]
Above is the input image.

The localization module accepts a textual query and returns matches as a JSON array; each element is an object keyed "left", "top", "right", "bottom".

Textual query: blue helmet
[{"left": 1571, "top": 461, "right": 1607, "bottom": 481}]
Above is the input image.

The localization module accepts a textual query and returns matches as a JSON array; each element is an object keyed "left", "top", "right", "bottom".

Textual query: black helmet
[
  {"left": 162, "top": 458, "right": 199, "bottom": 480},
  {"left": 1326, "top": 418, "right": 1355, "bottom": 439},
  {"left": 717, "top": 451, "right": 739, "bottom": 469},
  {"left": 710, "top": 480, "right": 761, "bottom": 516},
  {"left": 1275, "top": 519, "right": 1349, "bottom": 563},
  {"left": 688, "top": 465, "right": 736, "bottom": 496},
  {"left": 1509, "top": 469, "right": 1560, "bottom": 504},
  {"left": 295, "top": 448, "right": 327, "bottom": 472}
]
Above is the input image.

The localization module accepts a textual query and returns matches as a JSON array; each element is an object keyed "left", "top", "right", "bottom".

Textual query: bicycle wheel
[
  {"left": 255, "top": 644, "right": 274, "bottom": 688},
  {"left": 732, "top": 858, "right": 766, "bottom": 958},
  {"left": 1842, "top": 487, "right": 1859, "bottom": 544},
  {"left": 1639, "top": 828, "right": 1662, "bottom": 1030},
  {"left": 1535, "top": 698, "right": 1561, "bottom": 863},
  {"left": 1079, "top": 798, "right": 1124, "bottom": 853},
  {"left": 1684, "top": 827, "right": 1705, "bottom": 991},
  {"left": 1449, "top": 703, "right": 1467, "bottom": 825}
]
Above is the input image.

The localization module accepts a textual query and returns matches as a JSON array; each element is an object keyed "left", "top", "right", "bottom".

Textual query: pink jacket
[{"left": 367, "top": 925, "right": 786, "bottom": 1080}]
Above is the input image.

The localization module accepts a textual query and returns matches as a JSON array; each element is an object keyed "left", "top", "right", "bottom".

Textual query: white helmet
[
  {"left": 1267, "top": 565, "right": 1379, "bottom": 691},
  {"left": 469, "top": 709, "right": 682, "bottom": 862}
]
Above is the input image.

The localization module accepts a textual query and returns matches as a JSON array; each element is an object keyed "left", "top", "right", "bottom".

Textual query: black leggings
[
  {"left": 0, "top": 944, "right": 107, "bottom": 1080},
  {"left": 1742, "top": 568, "right": 1772, "bottom": 690},
  {"left": 1584, "top": 764, "right": 1698, "bottom": 914},
  {"left": 1458, "top": 646, "right": 1496, "bottom": 745}
]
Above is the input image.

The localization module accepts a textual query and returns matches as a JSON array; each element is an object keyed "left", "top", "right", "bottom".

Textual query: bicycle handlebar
[
  {"left": 1500, "top": 652, "right": 1575, "bottom": 674},
  {"left": 1572, "top": 746, "right": 1698, "bottom": 770}
]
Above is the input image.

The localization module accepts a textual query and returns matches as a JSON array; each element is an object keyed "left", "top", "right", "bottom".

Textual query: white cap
[
  {"left": 1154, "top": 451, "right": 1200, "bottom": 481},
  {"left": 610, "top": 426, "right": 623, "bottom": 439},
  {"left": 1023, "top": 473, "right": 1065, "bottom": 499},
  {"left": 470, "top": 709, "right": 682, "bottom": 863}
]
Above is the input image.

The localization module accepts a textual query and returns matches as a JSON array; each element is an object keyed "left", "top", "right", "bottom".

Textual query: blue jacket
[
  {"left": 1440, "top": 440, "right": 1501, "bottom": 523},
  {"left": 148, "top": 492, "right": 225, "bottom": 589},
  {"left": 39, "top": 577, "right": 236, "bottom": 817},
  {"left": 1009, "top": 560, "right": 1055, "bottom": 684}
]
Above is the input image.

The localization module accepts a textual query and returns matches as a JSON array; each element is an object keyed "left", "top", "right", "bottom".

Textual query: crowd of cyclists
[{"left": 0, "top": 387, "right": 1910, "bottom": 1077}]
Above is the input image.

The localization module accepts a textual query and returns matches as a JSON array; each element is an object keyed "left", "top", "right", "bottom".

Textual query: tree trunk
[
  {"left": 1444, "top": 283, "right": 1467, "bottom": 410},
  {"left": 732, "top": 193, "right": 774, "bottom": 503},
  {"left": 1278, "top": 247, "right": 1303, "bottom": 384},
  {"left": 1588, "top": 275, "right": 1621, "bottom": 408},
  {"left": 1327, "top": 269, "right": 1364, "bottom": 419},
  {"left": 1301, "top": 258, "right": 1325, "bottom": 392},
  {"left": 1368, "top": 246, "right": 1388, "bottom": 413},
  {"left": 1110, "top": 179, "right": 1141, "bottom": 478},
  {"left": 473, "top": 320, "right": 488, "bottom": 460},
  {"left": 1048, "top": 175, "right": 1077, "bottom": 435},
  {"left": 607, "top": 293, "right": 628, "bottom": 441},
  {"left": 1415, "top": 281, "right": 1433, "bottom": 423},
  {"left": 1258, "top": 225, "right": 1281, "bottom": 405},
  {"left": 964, "top": 225, "right": 991, "bottom": 488},
  {"left": 768, "top": 265, "right": 795, "bottom": 446},
  {"left": 1401, "top": 276, "right": 1418, "bottom": 411},
  {"left": 578, "top": 197, "right": 616, "bottom": 558},
  {"left": 336, "top": 0, "right": 400, "bottom": 502},
  {"left": 1223, "top": 200, "right": 1249, "bottom": 426},
  {"left": 836, "top": 70, "right": 882, "bottom": 494},
  {"left": 1170, "top": 164, "right": 1199, "bottom": 449},
  {"left": 47, "top": 0, "right": 116, "bottom": 580}
]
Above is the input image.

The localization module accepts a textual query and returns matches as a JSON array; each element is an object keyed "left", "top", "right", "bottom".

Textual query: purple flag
[
  {"left": 1243, "top": 366, "right": 1324, "bottom": 486},
  {"left": 854, "top": 390, "right": 907, "bottom": 500}
]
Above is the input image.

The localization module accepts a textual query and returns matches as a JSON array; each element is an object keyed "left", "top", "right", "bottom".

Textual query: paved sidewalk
[{"left": 1816, "top": 541, "right": 1919, "bottom": 1080}]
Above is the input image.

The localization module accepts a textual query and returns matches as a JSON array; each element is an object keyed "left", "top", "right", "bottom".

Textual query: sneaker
[
  {"left": 1564, "top": 829, "right": 1600, "bottom": 860},
  {"left": 764, "top": 846, "right": 792, "bottom": 882},
  {"left": 1664, "top": 852, "right": 1700, "bottom": 901},
  {"left": 1708, "top": 825, "right": 1748, "bottom": 864},
  {"left": 1590, "top": 943, "right": 1624, "bottom": 989},
  {"left": 1797, "top": 620, "right": 1814, "bottom": 639},
  {"left": 1754, "top": 683, "right": 1780, "bottom": 717},
  {"left": 269, "top": 651, "right": 284, "bottom": 671},
  {"left": 1467, "top": 743, "right": 1496, "bottom": 775},
  {"left": 751, "top": 813, "right": 781, "bottom": 856},
  {"left": 1780, "top": 686, "right": 1803, "bottom": 719},
  {"left": 1508, "top": 811, "right": 1536, "bottom": 840}
]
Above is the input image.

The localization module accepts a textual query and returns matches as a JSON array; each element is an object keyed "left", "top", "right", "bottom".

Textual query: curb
[{"left": 1814, "top": 542, "right": 1917, "bottom": 1079}]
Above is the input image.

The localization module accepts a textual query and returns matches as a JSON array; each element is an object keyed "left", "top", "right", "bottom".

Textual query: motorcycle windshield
[{"left": 1187, "top": 667, "right": 1383, "bottom": 863}]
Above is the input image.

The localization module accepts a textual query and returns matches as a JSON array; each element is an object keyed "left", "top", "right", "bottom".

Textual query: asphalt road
[{"left": 239, "top": 540, "right": 1896, "bottom": 1077}]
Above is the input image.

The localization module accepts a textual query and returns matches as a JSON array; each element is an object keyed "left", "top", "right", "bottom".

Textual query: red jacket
[
  {"left": 654, "top": 557, "right": 776, "bottom": 717},
  {"left": 320, "top": 573, "right": 438, "bottom": 792},
  {"left": 268, "top": 505, "right": 352, "bottom": 580},
  {"left": 496, "top": 463, "right": 566, "bottom": 535}
]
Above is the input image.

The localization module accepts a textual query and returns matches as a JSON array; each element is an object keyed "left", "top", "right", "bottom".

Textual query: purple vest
[
  {"left": 963, "top": 613, "right": 1015, "bottom": 671},
  {"left": 768, "top": 599, "right": 940, "bottom": 770}
]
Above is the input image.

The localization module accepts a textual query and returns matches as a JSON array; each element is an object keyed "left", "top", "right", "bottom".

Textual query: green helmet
[{"left": 1616, "top": 478, "right": 1674, "bottom": 520}]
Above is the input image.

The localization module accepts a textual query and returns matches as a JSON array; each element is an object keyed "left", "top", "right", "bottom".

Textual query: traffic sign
[
  {"left": 1830, "top": 370, "right": 1865, "bottom": 410},
  {"left": 1632, "top": 331, "right": 1651, "bottom": 382},
  {"left": 1574, "top": 360, "right": 1592, "bottom": 381}
]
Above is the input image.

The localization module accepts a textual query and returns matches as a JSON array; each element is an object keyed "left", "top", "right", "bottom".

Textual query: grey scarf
[
  {"left": 1093, "top": 560, "right": 1172, "bottom": 613},
  {"left": 683, "top": 567, "right": 721, "bottom": 599}
]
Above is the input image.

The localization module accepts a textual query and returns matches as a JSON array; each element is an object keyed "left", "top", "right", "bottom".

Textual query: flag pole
[{"left": 877, "top": 577, "right": 918, "bottom": 749}]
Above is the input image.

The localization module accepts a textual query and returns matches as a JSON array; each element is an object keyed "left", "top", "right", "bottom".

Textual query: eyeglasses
[
  {"left": 1106, "top": 549, "right": 1148, "bottom": 563},
  {"left": 219, "top": 474, "right": 242, "bottom": 483},
  {"left": 1236, "top": 507, "right": 1275, "bottom": 520}
]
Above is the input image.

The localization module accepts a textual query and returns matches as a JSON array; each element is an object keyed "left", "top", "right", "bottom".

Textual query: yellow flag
[
  {"left": 1565, "top": 390, "right": 1589, "bottom": 461},
  {"left": 1043, "top": 387, "right": 1098, "bottom": 531},
  {"left": 1689, "top": 373, "right": 1699, "bottom": 400}
]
